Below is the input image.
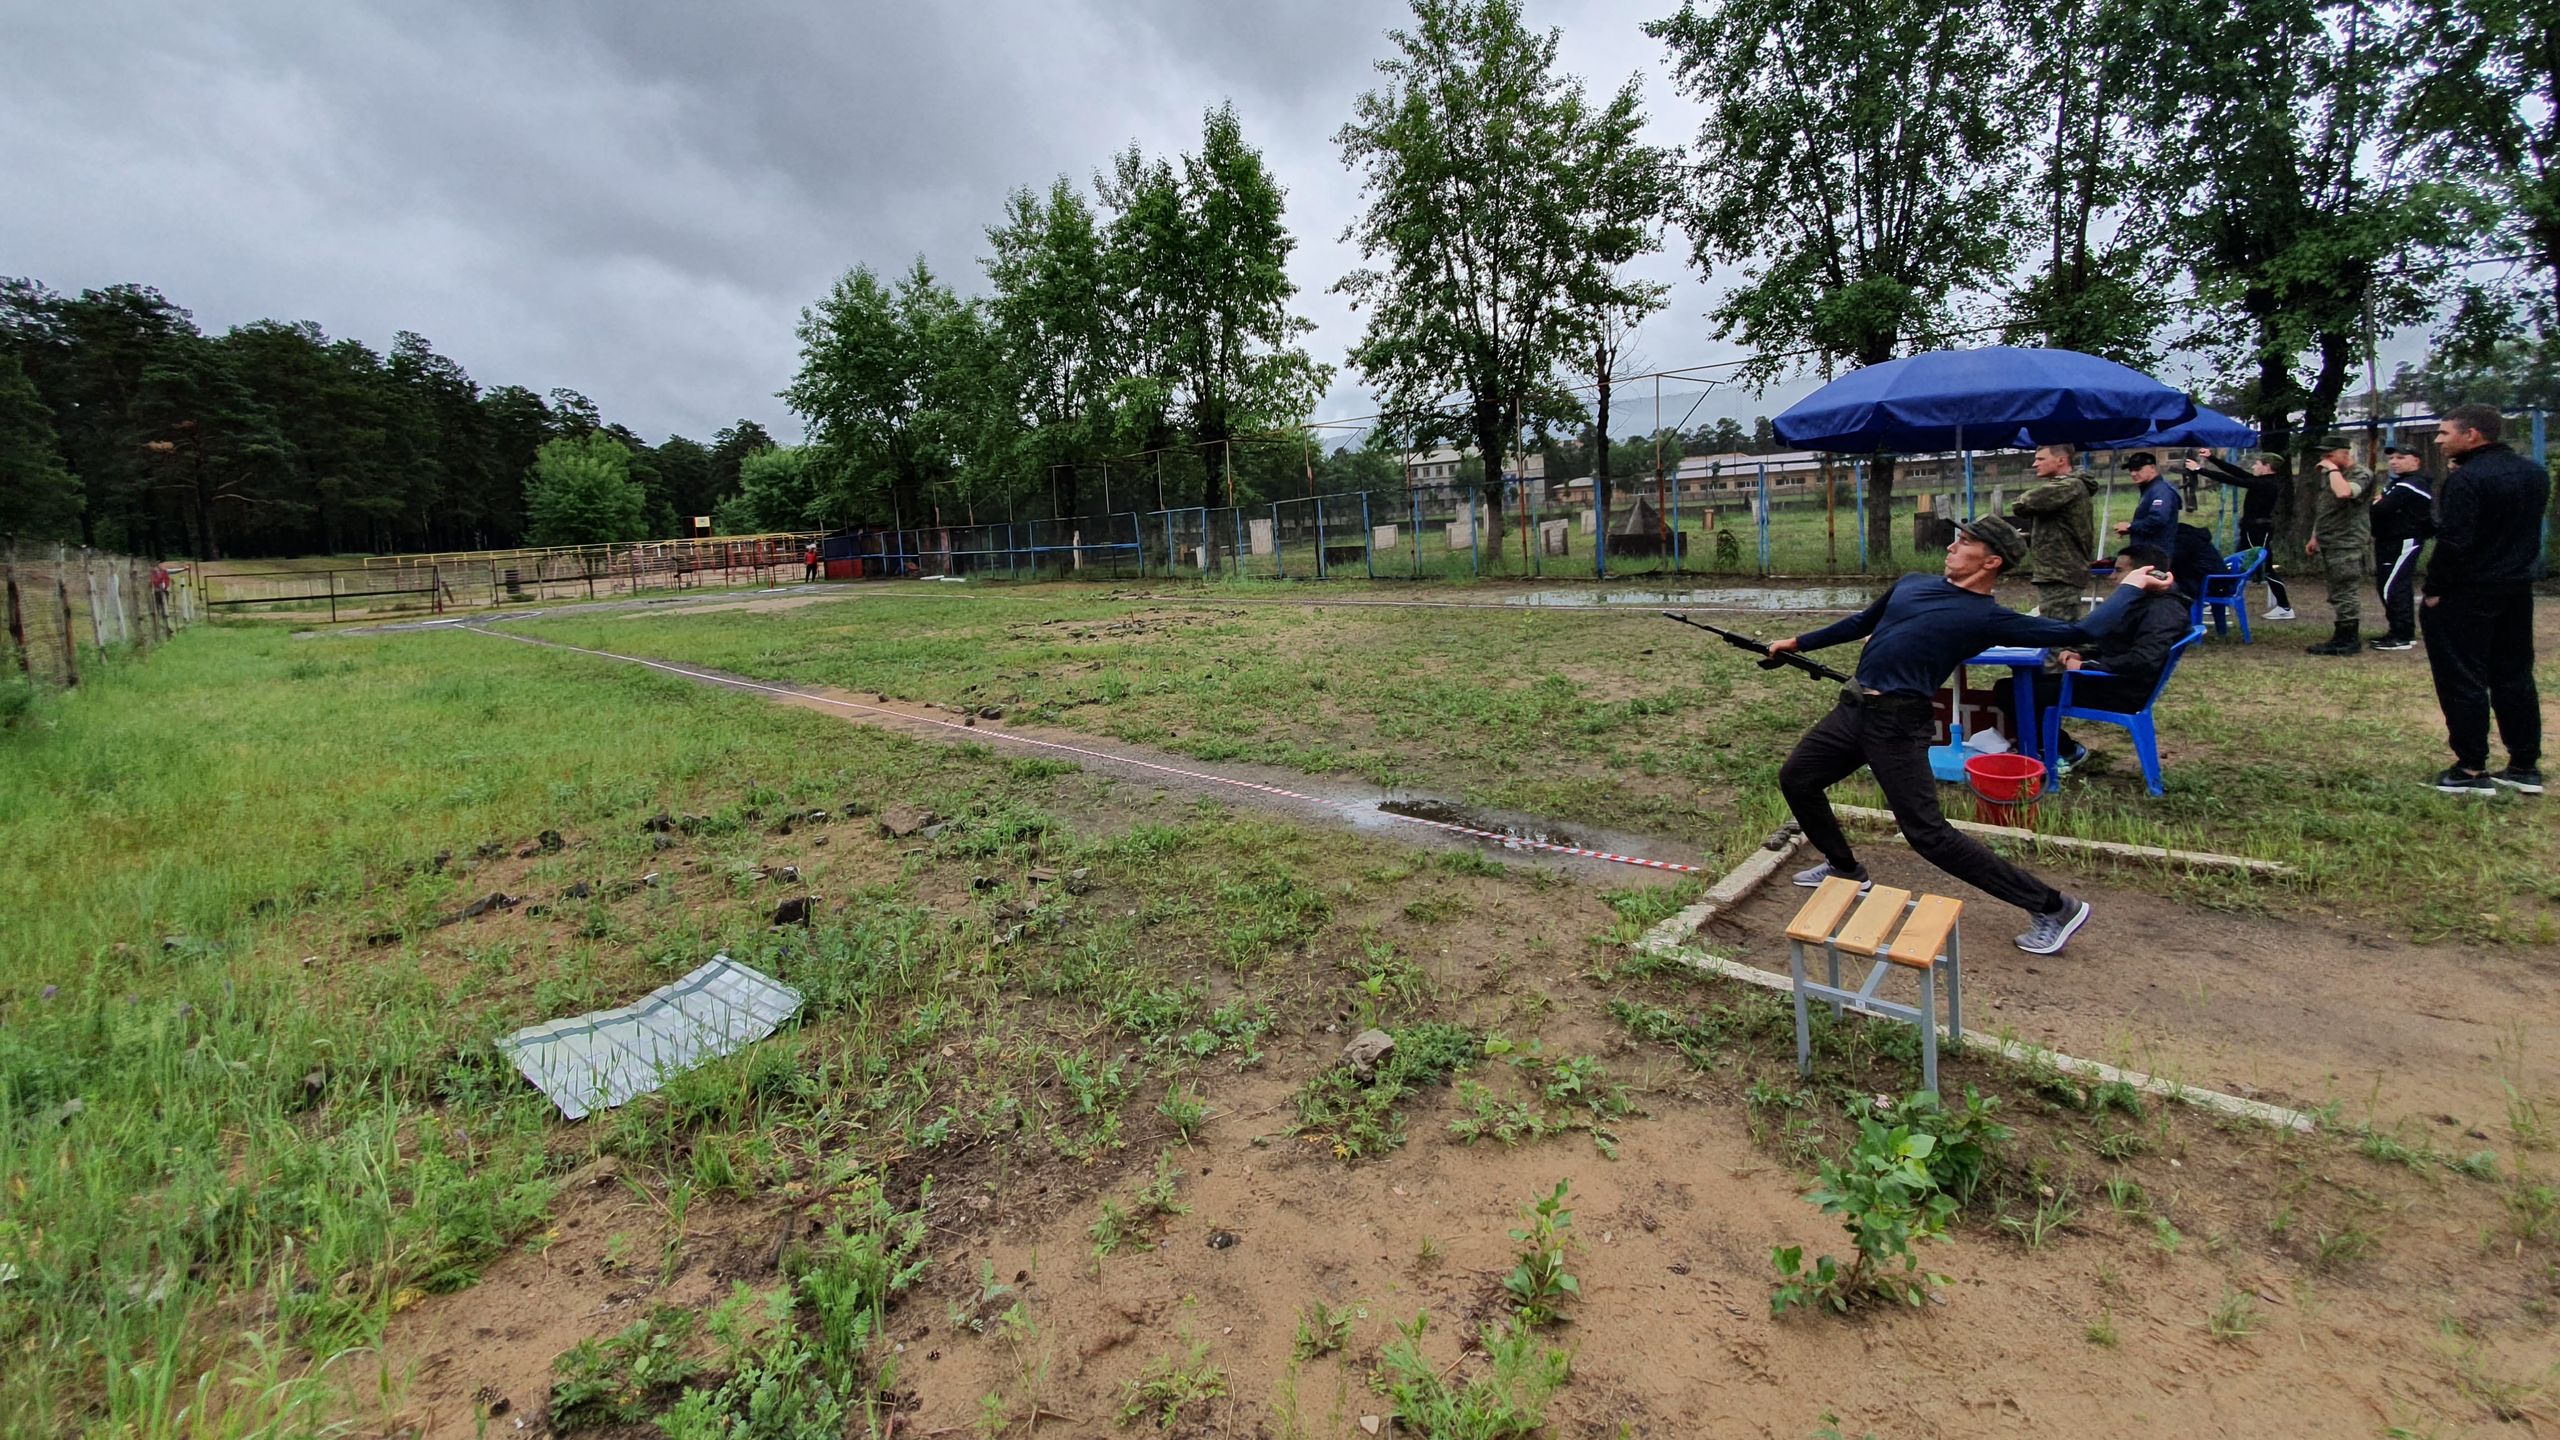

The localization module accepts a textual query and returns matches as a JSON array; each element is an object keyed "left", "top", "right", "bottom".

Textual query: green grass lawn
[
  {"left": 512, "top": 584, "right": 2560, "bottom": 944},
  {"left": 3, "top": 597, "right": 2554, "bottom": 1438}
]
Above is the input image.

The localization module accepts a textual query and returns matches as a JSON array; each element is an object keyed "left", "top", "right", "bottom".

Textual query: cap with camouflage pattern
[{"left": 1954, "top": 514, "right": 2029, "bottom": 570}]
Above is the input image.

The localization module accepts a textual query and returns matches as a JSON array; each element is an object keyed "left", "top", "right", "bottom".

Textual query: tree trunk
[{"left": 1474, "top": 403, "right": 1507, "bottom": 566}]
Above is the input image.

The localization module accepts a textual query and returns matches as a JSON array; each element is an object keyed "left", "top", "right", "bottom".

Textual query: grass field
[{"left": 2, "top": 590, "right": 2555, "bottom": 1438}]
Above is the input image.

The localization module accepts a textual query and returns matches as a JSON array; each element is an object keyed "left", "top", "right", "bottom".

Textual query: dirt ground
[
  {"left": 1713, "top": 845, "right": 2560, "bottom": 1136},
  {"left": 360, "top": 613, "right": 2560, "bottom": 1440}
]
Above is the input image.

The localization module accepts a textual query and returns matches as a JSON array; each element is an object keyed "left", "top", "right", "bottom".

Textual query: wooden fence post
[
  {"left": 4, "top": 543, "right": 28, "bottom": 677},
  {"left": 54, "top": 545, "right": 77, "bottom": 685}
]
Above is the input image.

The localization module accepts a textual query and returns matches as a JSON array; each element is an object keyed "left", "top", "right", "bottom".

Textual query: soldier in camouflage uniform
[
  {"left": 2304, "top": 433, "right": 2377, "bottom": 655},
  {"left": 2007, "top": 443, "right": 2098, "bottom": 621}
]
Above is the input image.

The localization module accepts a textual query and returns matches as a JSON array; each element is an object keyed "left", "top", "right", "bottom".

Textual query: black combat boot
[{"left": 2306, "top": 622, "right": 2361, "bottom": 656}]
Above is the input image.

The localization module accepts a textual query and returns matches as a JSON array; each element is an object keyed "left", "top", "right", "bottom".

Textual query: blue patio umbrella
[
  {"left": 1773, "top": 346, "right": 2197, "bottom": 453},
  {"left": 2080, "top": 404, "right": 2259, "bottom": 451}
]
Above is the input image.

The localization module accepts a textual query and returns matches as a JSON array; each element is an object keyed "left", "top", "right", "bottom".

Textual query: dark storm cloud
[{"left": 2, "top": 1, "right": 1781, "bottom": 444}]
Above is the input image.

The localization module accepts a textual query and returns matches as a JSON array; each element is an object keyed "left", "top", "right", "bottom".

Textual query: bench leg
[
  {"left": 1918, "top": 964, "right": 1939, "bottom": 1097},
  {"left": 1789, "top": 940, "right": 1814, "bottom": 1078},
  {"left": 1943, "top": 924, "right": 1963, "bottom": 1044},
  {"left": 1824, "top": 942, "right": 1843, "bottom": 1018}
]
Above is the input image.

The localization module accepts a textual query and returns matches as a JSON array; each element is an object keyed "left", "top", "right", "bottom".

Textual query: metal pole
[
  {"left": 1233, "top": 507, "right": 1245, "bottom": 582},
  {"left": 1315, "top": 496, "right": 1328, "bottom": 580},
  {"left": 1757, "top": 460, "right": 1772, "bottom": 575},
  {"left": 1271, "top": 503, "right": 1283, "bottom": 579},
  {"left": 1670, "top": 465, "right": 1683, "bottom": 575},
  {"left": 1411, "top": 488, "right": 1421, "bottom": 580},
  {"left": 1363, "top": 492, "right": 1375, "bottom": 579},
  {"left": 1960, "top": 429, "right": 1975, "bottom": 521},
  {"left": 1855, "top": 461, "right": 1869, "bottom": 572}
]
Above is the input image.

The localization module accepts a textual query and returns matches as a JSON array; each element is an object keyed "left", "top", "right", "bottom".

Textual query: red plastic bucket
[{"left": 1965, "top": 752, "right": 2047, "bottom": 829}]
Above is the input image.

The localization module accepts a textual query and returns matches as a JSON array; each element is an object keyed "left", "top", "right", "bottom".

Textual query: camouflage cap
[
  {"left": 1955, "top": 514, "right": 2029, "bottom": 570},
  {"left": 2313, "top": 432, "right": 2353, "bottom": 453}
]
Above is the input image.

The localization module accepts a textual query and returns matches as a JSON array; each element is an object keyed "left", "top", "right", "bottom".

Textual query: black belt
[{"left": 1837, "top": 687, "right": 1932, "bottom": 714}]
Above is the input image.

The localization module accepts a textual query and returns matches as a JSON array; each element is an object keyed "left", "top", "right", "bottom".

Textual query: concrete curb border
[{"left": 1637, "top": 837, "right": 2317, "bottom": 1134}]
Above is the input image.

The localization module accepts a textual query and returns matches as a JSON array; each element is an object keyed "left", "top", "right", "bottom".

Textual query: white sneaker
[{"left": 2262, "top": 605, "right": 2295, "bottom": 620}]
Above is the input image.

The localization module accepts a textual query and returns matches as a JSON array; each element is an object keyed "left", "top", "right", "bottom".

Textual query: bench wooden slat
[
  {"left": 1833, "top": 886, "right": 1913, "bottom": 956},
  {"left": 1783, "top": 877, "right": 1864, "bottom": 944},
  {"left": 1885, "top": 894, "right": 1963, "bottom": 969}
]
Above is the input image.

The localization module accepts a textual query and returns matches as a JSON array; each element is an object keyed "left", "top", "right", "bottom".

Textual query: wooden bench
[{"left": 1784, "top": 878, "right": 1965, "bottom": 1093}]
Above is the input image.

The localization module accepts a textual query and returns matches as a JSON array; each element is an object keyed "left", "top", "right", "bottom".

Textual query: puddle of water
[
  {"left": 1376, "top": 798, "right": 1584, "bottom": 850},
  {"left": 1506, "top": 586, "right": 1875, "bottom": 610}
]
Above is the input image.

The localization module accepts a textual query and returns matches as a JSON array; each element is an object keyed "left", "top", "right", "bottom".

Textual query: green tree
[
  {"left": 524, "top": 432, "right": 645, "bottom": 546},
  {"left": 2146, "top": 0, "right": 2470, "bottom": 508},
  {"left": 2398, "top": 0, "right": 2560, "bottom": 343},
  {"left": 653, "top": 434, "right": 715, "bottom": 531},
  {"left": 1648, "top": 0, "right": 2027, "bottom": 561},
  {"left": 135, "top": 334, "right": 288, "bottom": 560},
  {"left": 2001, "top": 0, "right": 2173, "bottom": 364},
  {"left": 707, "top": 420, "right": 776, "bottom": 513},
  {"left": 986, "top": 177, "right": 1115, "bottom": 519},
  {"left": 783, "top": 259, "right": 996, "bottom": 527},
  {"left": 0, "top": 352, "right": 81, "bottom": 540},
  {"left": 1336, "top": 0, "right": 1661, "bottom": 556},
  {"left": 717, "top": 444, "right": 833, "bottom": 532}
]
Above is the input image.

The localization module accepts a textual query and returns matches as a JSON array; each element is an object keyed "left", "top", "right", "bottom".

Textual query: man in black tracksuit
[
  {"left": 1997, "top": 543, "right": 2194, "bottom": 773},
  {"left": 2189, "top": 448, "right": 2294, "bottom": 616},
  {"left": 2369, "top": 445, "right": 2434, "bottom": 650},
  {"left": 1767, "top": 515, "right": 2178, "bottom": 955},
  {"left": 2421, "top": 405, "right": 2547, "bottom": 795}
]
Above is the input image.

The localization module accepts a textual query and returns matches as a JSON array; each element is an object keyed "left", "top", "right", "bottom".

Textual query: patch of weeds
[
  {"left": 1402, "top": 893, "right": 1466, "bottom": 924},
  {"left": 2149, "top": 1215, "right": 2184, "bottom": 1259},
  {"left": 2103, "top": 1178, "right": 2146, "bottom": 1214},
  {"left": 1048, "top": 1051, "right": 1132, "bottom": 1158},
  {"left": 2504, "top": 1180, "right": 2558, "bottom": 1245},
  {"left": 1174, "top": 997, "right": 1272, "bottom": 1070},
  {"left": 2358, "top": 1127, "right": 2440, "bottom": 1171},
  {"left": 1092, "top": 1153, "right": 1188, "bottom": 1259},
  {"left": 1292, "top": 1301, "right": 1358, "bottom": 1361},
  {"left": 1349, "top": 939, "right": 1430, "bottom": 1027},
  {"left": 1291, "top": 1021, "right": 1480, "bottom": 1161},
  {"left": 1433, "top": 849, "right": 1507, "bottom": 878},
  {"left": 1448, "top": 1044, "right": 1637, "bottom": 1158},
  {"left": 1006, "top": 757, "right": 1081, "bottom": 780},
  {"left": 1998, "top": 1191, "right": 2077, "bottom": 1251},
  {"left": 2084, "top": 1311, "right": 2120, "bottom": 1347},
  {"left": 1502, "top": 1181, "right": 1582, "bottom": 1326},
  {"left": 2312, "top": 1225, "right": 2378, "bottom": 1269},
  {"left": 1373, "top": 1313, "right": 1569, "bottom": 1439},
  {"left": 1118, "top": 1331, "right": 1225, "bottom": 1429},
  {"left": 2094, "top": 1126, "right": 2150, "bottom": 1161},
  {"left": 549, "top": 1305, "right": 703, "bottom": 1430},
  {"left": 2207, "top": 1289, "right": 2259, "bottom": 1344},
  {"left": 1104, "top": 983, "right": 1200, "bottom": 1041},
  {"left": 1157, "top": 1082, "right": 1212, "bottom": 1141},
  {"left": 2453, "top": 1149, "right": 2501, "bottom": 1181},
  {"left": 1770, "top": 1089, "right": 2011, "bottom": 1315}
]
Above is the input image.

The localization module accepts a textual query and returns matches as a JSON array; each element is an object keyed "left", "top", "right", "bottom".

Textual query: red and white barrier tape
[{"left": 464, "top": 625, "right": 1705, "bottom": 875}]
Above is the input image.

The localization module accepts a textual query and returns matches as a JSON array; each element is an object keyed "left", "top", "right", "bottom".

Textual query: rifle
[{"left": 1659, "top": 611, "right": 1853, "bottom": 686}]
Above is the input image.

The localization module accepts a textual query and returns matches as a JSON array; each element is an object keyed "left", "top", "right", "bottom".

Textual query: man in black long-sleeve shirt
[
  {"left": 2190, "top": 448, "right": 2295, "bottom": 616},
  {"left": 1768, "top": 516, "right": 2178, "bottom": 954},
  {"left": 2420, "top": 404, "right": 2548, "bottom": 795}
]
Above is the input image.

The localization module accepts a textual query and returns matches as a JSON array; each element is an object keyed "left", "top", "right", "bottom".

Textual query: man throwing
[
  {"left": 2421, "top": 404, "right": 2546, "bottom": 796},
  {"left": 1768, "top": 516, "right": 2177, "bottom": 955}
]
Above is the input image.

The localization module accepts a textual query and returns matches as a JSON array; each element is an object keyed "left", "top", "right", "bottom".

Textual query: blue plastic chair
[
  {"left": 2196, "top": 547, "right": 2265, "bottom": 643},
  {"left": 2041, "top": 625, "right": 2207, "bottom": 797}
]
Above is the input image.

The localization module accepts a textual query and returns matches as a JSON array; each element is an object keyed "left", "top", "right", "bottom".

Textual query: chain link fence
[{"left": 4, "top": 543, "right": 197, "bottom": 695}]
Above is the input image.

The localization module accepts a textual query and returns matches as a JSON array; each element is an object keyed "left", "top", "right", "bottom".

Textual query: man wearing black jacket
[
  {"left": 2189, "top": 448, "right": 2294, "bottom": 617},
  {"left": 2369, "top": 445, "right": 2434, "bottom": 650},
  {"left": 2421, "top": 404, "right": 2547, "bottom": 796},
  {"left": 1996, "top": 544, "right": 2193, "bottom": 774},
  {"left": 1767, "top": 515, "right": 2178, "bottom": 955}
]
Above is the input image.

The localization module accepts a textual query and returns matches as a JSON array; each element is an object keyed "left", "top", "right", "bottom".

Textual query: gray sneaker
[
  {"left": 1791, "top": 860, "right": 1872, "bottom": 889},
  {"left": 2015, "top": 897, "right": 2093, "bottom": 955}
]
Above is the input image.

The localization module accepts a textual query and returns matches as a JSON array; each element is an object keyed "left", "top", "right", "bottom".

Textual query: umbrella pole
[{"left": 1959, "top": 426, "right": 1975, "bottom": 521}]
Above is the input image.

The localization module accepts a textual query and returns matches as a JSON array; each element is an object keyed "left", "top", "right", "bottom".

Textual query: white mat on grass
[{"left": 495, "top": 956, "right": 802, "bottom": 1119}]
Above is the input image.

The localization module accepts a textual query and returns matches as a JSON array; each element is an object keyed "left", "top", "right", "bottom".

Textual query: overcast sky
[{"left": 0, "top": 2, "right": 2422, "bottom": 449}]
